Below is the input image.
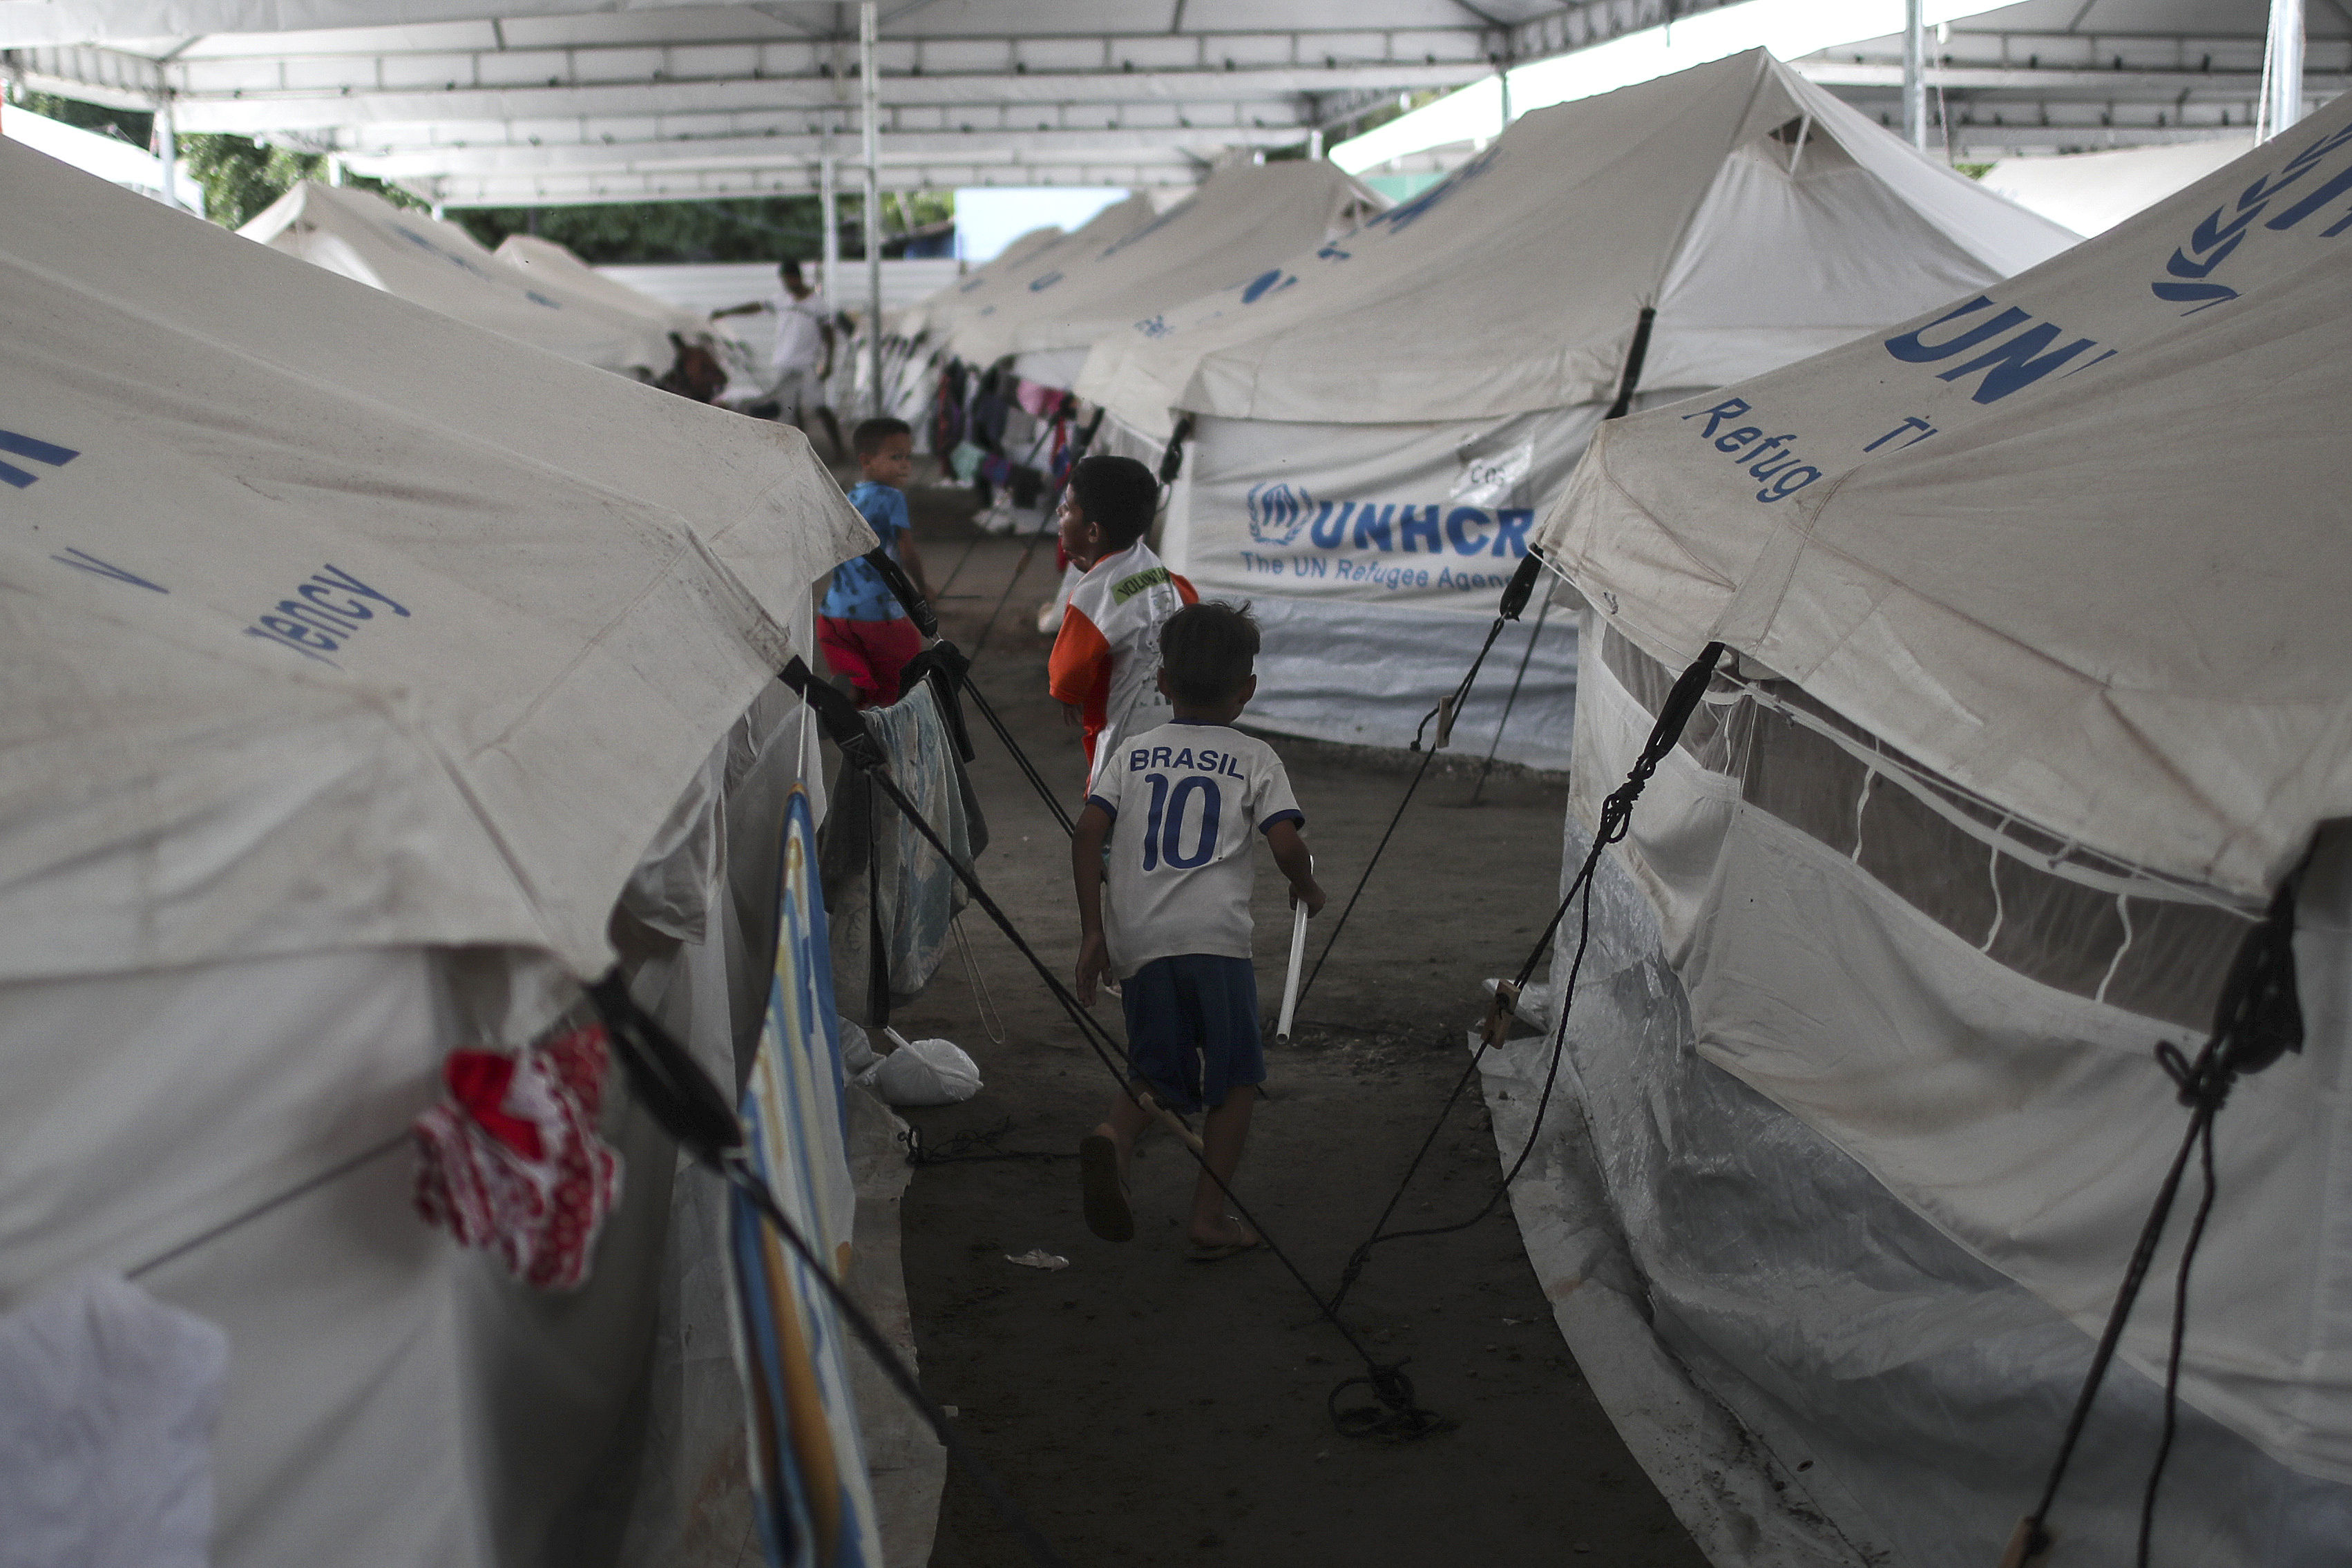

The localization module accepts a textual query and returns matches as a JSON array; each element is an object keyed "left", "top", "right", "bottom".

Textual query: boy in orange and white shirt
[{"left": 1047, "top": 455, "right": 1196, "bottom": 791}]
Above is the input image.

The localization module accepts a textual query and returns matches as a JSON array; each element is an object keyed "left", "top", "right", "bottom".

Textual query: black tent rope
[
  {"left": 2007, "top": 870, "right": 2305, "bottom": 1568},
  {"left": 1465, "top": 571, "right": 1553, "bottom": 807},
  {"left": 779, "top": 658, "right": 1444, "bottom": 1441},
  {"left": 582, "top": 975, "right": 1071, "bottom": 1568},
  {"left": 1326, "top": 639, "right": 1726, "bottom": 1318},
  {"left": 860, "top": 546, "right": 1076, "bottom": 837},
  {"left": 1461, "top": 305, "right": 1648, "bottom": 807},
  {"left": 971, "top": 407, "right": 1104, "bottom": 662},
  {"left": 1292, "top": 549, "right": 1549, "bottom": 1013}
]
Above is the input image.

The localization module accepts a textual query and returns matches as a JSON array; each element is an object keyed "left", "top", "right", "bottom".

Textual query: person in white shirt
[
  {"left": 716, "top": 260, "right": 843, "bottom": 457},
  {"left": 1071, "top": 601, "right": 1326, "bottom": 1259}
]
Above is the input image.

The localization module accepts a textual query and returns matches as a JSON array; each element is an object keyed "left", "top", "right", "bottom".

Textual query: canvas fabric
[
  {"left": 0, "top": 140, "right": 870, "bottom": 984},
  {"left": 1080, "top": 50, "right": 2074, "bottom": 441},
  {"left": 940, "top": 164, "right": 1380, "bottom": 369},
  {"left": 1537, "top": 89, "right": 2352, "bottom": 899},
  {"left": 1492, "top": 627, "right": 2352, "bottom": 1562},
  {"left": 241, "top": 182, "right": 683, "bottom": 379}
]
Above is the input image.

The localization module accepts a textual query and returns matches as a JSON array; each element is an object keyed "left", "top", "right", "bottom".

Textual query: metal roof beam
[{"left": 347, "top": 122, "right": 1302, "bottom": 175}]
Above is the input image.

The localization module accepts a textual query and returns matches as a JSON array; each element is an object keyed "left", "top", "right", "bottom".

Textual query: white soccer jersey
[
  {"left": 1087, "top": 721, "right": 1303, "bottom": 978},
  {"left": 1048, "top": 539, "right": 1196, "bottom": 791}
]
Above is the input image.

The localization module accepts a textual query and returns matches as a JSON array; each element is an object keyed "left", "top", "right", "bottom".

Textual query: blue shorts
[{"left": 1120, "top": 954, "right": 1264, "bottom": 1113}]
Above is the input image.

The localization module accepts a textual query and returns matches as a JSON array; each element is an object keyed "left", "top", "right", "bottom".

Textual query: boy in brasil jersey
[{"left": 1071, "top": 602, "right": 1326, "bottom": 1259}]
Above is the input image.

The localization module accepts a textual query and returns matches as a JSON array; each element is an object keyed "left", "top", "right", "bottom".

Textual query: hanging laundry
[
  {"left": 1013, "top": 378, "right": 1064, "bottom": 419},
  {"left": 728, "top": 785, "right": 882, "bottom": 1568},
  {"left": 412, "top": 1023, "right": 623, "bottom": 1290},
  {"left": 818, "top": 679, "right": 989, "bottom": 1026},
  {"left": 0, "top": 1275, "right": 227, "bottom": 1568}
]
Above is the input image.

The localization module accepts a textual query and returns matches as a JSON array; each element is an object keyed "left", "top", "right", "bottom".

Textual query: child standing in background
[
  {"left": 1048, "top": 455, "right": 1196, "bottom": 791},
  {"left": 820, "top": 417, "right": 935, "bottom": 709},
  {"left": 1071, "top": 602, "right": 1326, "bottom": 1259}
]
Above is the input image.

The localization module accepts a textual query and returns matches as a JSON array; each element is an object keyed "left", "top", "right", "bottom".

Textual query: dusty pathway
[{"left": 881, "top": 490, "right": 1706, "bottom": 1568}]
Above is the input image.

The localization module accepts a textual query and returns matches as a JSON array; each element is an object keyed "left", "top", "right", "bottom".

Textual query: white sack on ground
[{"left": 242, "top": 182, "right": 683, "bottom": 378}]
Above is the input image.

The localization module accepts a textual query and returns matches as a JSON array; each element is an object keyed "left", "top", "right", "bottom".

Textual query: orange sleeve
[
  {"left": 1174, "top": 573, "right": 1198, "bottom": 606},
  {"left": 1049, "top": 607, "right": 1111, "bottom": 707}
]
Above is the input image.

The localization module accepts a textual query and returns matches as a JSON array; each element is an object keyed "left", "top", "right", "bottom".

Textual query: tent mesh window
[{"left": 1599, "top": 627, "right": 2255, "bottom": 1033}]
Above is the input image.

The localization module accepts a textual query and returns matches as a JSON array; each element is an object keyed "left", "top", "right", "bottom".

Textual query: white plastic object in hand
[{"left": 1276, "top": 857, "right": 1312, "bottom": 1044}]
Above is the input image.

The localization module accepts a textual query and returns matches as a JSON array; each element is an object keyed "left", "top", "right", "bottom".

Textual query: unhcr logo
[{"left": 1246, "top": 481, "right": 1312, "bottom": 546}]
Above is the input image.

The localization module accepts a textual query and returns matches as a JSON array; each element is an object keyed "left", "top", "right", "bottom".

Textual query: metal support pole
[
  {"left": 860, "top": 0, "right": 883, "bottom": 418},
  {"left": 2262, "top": 0, "right": 2306, "bottom": 142},
  {"left": 1902, "top": 0, "right": 1928, "bottom": 151},
  {"left": 153, "top": 95, "right": 180, "bottom": 209},
  {"left": 820, "top": 145, "right": 840, "bottom": 311}
]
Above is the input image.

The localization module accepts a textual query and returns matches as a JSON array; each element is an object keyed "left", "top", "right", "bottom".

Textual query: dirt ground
[{"left": 874, "top": 479, "right": 1708, "bottom": 1568}]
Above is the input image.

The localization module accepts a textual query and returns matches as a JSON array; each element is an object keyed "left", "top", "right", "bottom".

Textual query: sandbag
[{"left": 864, "top": 1038, "right": 982, "bottom": 1107}]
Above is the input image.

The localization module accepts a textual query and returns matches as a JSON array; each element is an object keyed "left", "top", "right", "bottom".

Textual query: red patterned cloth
[{"left": 412, "top": 1024, "right": 623, "bottom": 1290}]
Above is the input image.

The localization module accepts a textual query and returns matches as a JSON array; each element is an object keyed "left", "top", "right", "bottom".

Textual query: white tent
[
  {"left": 494, "top": 230, "right": 710, "bottom": 339},
  {"left": 240, "top": 181, "right": 685, "bottom": 381},
  {"left": 1509, "top": 88, "right": 2352, "bottom": 1565},
  {"left": 0, "top": 137, "right": 874, "bottom": 1565},
  {"left": 939, "top": 164, "right": 1381, "bottom": 389},
  {"left": 1982, "top": 137, "right": 2257, "bottom": 237},
  {"left": 1079, "top": 50, "right": 2076, "bottom": 767}
]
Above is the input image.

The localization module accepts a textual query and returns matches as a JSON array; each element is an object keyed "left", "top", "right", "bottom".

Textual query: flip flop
[
  {"left": 1187, "top": 1234, "right": 1261, "bottom": 1263},
  {"left": 1079, "top": 1134, "right": 1134, "bottom": 1243}
]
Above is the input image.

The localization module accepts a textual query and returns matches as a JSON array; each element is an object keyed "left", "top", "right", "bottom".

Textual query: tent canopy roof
[
  {"left": 0, "top": 139, "right": 869, "bottom": 984},
  {"left": 240, "top": 180, "right": 687, "bottom": 375},
  {"left": 1080, "top": 50, "right": 2078, "bottom": 439},
  {"left": 1537, "top": 87, "right": 2352, "bottom": 899},
  {"left": 937, "top": 160, "right": 1380, "bottom": 369}
]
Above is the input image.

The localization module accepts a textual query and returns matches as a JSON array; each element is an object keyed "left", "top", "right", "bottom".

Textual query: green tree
[
  {"left": 180, "top": 134, "right": 423, "bottom": 229},
  {"left": 12, "top": 88, "right": 151, "bottom": 147}
]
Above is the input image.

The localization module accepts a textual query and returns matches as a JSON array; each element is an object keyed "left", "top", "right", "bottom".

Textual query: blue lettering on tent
[
  {"left": 54, "top": 548, "right": 166, "bottom": 593},
  {"left": 1351, "top": 504, "right": 1395, "bottom": 551},
  {"left": 0, "top": 428, "right": 79, "bottom": 490},
  {"left": 53, "top": 555, "right": 166, "bottom": 597},
  {"left": 524, "top": 290, "right": 562, "bottom": 309},
  {"left": 1397, "top": 504, "right": 1442, "bottom": 553},
  {"left": 2151, "top": 118, "right": 2352, "bottom": 311},
  {"left": 1028, "top": 271, "right": 1064, "bottom": 291},
  {"left": 243, "top": 563, "right": 410, "bottom": 667},
  {"left": 1444, "top": 507, "right": 1491, "bottom": 555},
  {"left": 1884, "top": 296, "right": 2103, "bottom": 404},
  {"left": 1490, "top": 508, "right": 1533, "bottom": 557},
  {"left": 1241, "top": 269, "right": 1297, "bottom": 303},
  {"left": 1310, "top": 501, "right": 1349, "bottom": 549}
]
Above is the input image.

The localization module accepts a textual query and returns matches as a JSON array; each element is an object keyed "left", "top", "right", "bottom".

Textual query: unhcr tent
[
  {"left": 1079, "top": 50, "right": 2074, "bottom": 767},
  {"left": 1983, "top": 136, "right": 2255, "bottom": 236},
  {"left": 495, "top": 231, "right": 710, "bottom": 340},
  {"left": 939, "top": 164, "right": 1379, "bottom": 390},
  {"left": 242, "top": 181, "right": 685, "bottom": 381},
  {"left": 1509, "top": 92, "right": 2352, "bottom": 1565},
  {"left": 0, "top": 139, "right": 879, "bottom": 1565}
]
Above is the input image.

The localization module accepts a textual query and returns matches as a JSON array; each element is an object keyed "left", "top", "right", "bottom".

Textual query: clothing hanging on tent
[
  {"left": 728, "top": 787, "right": 881, "bottom": 1568},
  {"left": 819, "top": 680, "right": 988, "bottom": 1024}
]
